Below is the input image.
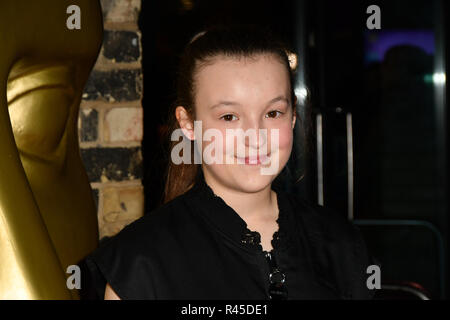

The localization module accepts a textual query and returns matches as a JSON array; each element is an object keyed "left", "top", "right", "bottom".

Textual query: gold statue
[{"left": 0, "top": 0, "right": 103, "bottom": 299}]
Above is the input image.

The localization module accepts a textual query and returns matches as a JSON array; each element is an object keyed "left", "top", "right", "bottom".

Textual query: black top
[{"left": 84, "top": 177, "right": 376, "bottom": 300}]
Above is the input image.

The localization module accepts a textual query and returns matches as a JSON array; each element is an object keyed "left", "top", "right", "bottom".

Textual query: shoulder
[
  {"left": 84, "top": 193, "right": 195, "bottom": 299},
  {"left": 99, "top": 192, "right": 194, "bottom": 251},
  {"left": 282, "top": 192, "right": 360, "bottom": 243},
  {"left": 282, "top": 192, "right": 376, "bottom": 299}
]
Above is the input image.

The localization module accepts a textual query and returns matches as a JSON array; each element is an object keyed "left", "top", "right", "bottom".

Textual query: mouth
[{"left": 234, "top": 153, "right": 271, "bottom": 165}]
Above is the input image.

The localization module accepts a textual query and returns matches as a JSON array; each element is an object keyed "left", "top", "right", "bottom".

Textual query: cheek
[
  {"left": 279, "top": 128, "right": 293, "bottom": 150},
  {"left": 269, "top": 122, "right": 293, "bottom": 152}
]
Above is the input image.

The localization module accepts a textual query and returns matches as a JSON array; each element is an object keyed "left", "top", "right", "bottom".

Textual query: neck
[{"left": 202, "top": 170, "right": 278, "bottom": 223}]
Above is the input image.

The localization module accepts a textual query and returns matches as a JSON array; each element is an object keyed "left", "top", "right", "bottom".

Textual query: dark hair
[{"left": 164, "top": 24, "right": 299, "bottom": 203}]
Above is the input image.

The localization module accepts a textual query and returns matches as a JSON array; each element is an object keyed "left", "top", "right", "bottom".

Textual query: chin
[
  {"left": 235, "top": 180, "right": 273, "bottom": 194},
  {"left": 228, "top": 167, "right": 277, "bottom": 194}
]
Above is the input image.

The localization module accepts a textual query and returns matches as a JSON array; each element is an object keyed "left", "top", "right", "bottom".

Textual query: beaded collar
[{"left": 185, "top": 174, "right": 293, "bottom": 254}]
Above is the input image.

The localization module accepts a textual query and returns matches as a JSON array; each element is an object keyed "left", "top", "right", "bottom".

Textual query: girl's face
[{"left": 181, "top": 53, "right": 296, "bottom": 194}]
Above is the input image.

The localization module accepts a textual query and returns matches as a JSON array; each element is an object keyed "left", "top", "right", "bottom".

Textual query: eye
[
  {"left": 220, "top": 114, "right": 238, "bottom": 121},
  {"left": 265, "top": 110, "right": 283, "bottom": 119}
]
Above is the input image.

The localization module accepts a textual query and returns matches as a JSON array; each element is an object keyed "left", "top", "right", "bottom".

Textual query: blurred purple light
[{"left": 364, "top": 30, "right": 435, "bottom": 64}]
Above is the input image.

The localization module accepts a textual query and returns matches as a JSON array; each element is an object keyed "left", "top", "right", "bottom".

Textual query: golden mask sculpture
[{"left": 0, "top": 0, "right": 103, "bottom": 299}]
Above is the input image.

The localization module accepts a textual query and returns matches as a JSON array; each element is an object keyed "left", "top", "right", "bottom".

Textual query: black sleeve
[
  {"left": 81, "top": 221, "right": 157, "bottom": 300},
  {"left": 288, "top": 196, "right": 381, "bottom": 300},
  {"left": 82, "top": 237, "right": 114, "bottom": 300}
]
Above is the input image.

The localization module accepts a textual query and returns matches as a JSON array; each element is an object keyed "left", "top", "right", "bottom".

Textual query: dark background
[{"left": 138, "top": 0, "right": 449, "bottom": 299}]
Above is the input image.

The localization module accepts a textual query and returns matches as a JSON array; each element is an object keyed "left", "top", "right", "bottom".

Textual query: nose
[{"left": 242, "top": 118, "right": 267, "bottom": 150}]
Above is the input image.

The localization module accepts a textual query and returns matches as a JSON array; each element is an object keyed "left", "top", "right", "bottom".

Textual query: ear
[
  {"left": 175, "top": 106, "right": 194, "bottom": 140},
  {"left": 291, "top": 96, "right": 297, "bottom": 129}
]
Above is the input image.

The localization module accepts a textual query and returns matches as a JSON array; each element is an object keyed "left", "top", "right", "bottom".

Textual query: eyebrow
[{"left": 209, "top": 95, "right": 290, "bottom": 110}]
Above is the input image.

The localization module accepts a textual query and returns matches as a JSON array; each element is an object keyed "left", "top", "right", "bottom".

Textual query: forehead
[{"left": 194, "top": 54, "right": 291, "bottom": 107}]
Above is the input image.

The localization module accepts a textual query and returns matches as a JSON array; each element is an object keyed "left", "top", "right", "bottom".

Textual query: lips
[{"left": 235, "top": 153, "right": 270, "bottom": 165}]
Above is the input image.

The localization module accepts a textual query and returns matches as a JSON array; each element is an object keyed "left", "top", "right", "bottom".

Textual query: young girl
[{"left": 86, "top": 25, "right": 376, "bottom": 300}]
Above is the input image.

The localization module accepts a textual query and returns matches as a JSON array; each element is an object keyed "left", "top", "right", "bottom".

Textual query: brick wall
[{"left": 78, "top": 0, "right": 144, "bottom": 240}]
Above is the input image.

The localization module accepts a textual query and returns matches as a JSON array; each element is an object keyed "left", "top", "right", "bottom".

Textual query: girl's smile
[{"left": 234, "top": 153, "right": 271, "bottom": 165}]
